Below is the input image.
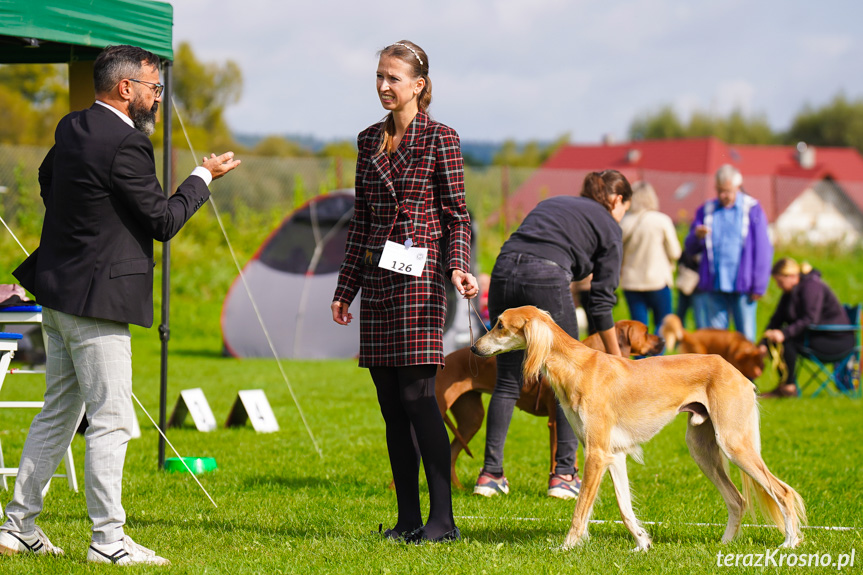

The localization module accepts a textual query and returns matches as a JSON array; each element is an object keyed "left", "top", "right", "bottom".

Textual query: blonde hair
[
  {"left": 629, "top": 181, "right": 659, "bottom": 213},
  {"left": 771, "top": 257, "right": 813, "bottom": 276}
]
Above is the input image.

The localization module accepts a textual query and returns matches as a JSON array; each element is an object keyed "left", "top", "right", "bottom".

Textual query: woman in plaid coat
[{"left": 331, "top": 40, "right": 478, "bottom": 543}]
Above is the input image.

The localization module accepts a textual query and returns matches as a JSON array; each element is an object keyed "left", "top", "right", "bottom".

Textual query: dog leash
[
  {"left": 766, "top": 340, "right": 788, "bottom": 384},
  {"left": 467, "top": 300, "right": 490, "bottom": 378},
  {"left": 467, "top": 299, "right": 489, "bottom": 346}
]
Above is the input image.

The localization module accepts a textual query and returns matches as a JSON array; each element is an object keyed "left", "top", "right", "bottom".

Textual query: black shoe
[
  {"left": 406, "top": 526, "right": 461, "bottom": 544},
  {"left": 403, "top": 526, "right": 425, "bottom": 544},
  {"left": 379, "top": 523, "right": 421, "bottom": 541},
  {"left": 426, "top": 527, "right": 461, "bottom": 543}
]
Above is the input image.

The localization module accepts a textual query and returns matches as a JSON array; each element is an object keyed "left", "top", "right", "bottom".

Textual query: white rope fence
[
  {"left": 0, "top": 218, "right": 218, "bottom": 507},
  {"left": 172, "top": 96, "right": 322, "bottom": 459},
  {"left": 456, "top": 515, "right": 858, "bottom": 531}
]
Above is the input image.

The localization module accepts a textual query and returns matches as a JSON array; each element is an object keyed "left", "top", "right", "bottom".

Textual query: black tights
[{"left": 370, "top": 365, "right": 455, "bottom": 539}]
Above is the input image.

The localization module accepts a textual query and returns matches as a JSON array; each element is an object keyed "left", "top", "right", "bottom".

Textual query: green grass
[
  {"left": 1, "top": 353, "right": 860, "bottom": 574},
  {"left": 1, "top": 221, "right": 862, "bottom": 573}
]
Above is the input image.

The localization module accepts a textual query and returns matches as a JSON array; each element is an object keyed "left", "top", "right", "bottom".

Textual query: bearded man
[{"left": 0, "top": 44, "right": 240, "bottom": 565}]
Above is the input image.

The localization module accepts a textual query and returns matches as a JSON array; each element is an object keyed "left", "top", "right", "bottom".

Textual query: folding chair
[
  {"left": 796, "top": 304, "right": 862, "bottom": 399},
  {"left": 0, "top": 305, "right": 81, "bottom": 491}
]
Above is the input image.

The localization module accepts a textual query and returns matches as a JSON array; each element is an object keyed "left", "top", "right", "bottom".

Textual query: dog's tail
[
  {"left": 658, "top": 314, "right": 683, "bottom": 351},
  {"left": 741, "top": 470, "right": 807, "bottom": 538},
  {"left": 739, "top": 406, "right": 807, "bottom": 537}
]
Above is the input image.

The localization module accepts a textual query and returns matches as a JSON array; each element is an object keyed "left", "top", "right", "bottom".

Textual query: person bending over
[{"left": 474, "top": 170, "right": 631, "bottom": 500}]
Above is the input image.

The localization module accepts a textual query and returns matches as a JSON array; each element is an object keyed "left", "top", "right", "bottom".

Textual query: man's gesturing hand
[{"left": 202, "top": 152, "right": 241, "bottom": 180}]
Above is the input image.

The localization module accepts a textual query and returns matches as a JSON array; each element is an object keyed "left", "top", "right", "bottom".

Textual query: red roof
[{"left": 498, "top": 137, "right": 863, "bottom": 225}]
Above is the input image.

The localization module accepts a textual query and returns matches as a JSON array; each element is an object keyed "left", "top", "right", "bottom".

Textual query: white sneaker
[
  {"left": 87, "top": 536, "right": 170, "bottom": 565},
  {"left": 0, "top": 526, "right": 65, "bottom": 555}
]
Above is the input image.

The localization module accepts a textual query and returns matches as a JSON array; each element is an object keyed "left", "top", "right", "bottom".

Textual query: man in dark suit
[{"left": 0, "top": 45, "right": 240, "bottom": 565}]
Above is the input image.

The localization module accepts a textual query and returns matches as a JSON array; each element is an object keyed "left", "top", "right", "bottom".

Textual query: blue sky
[{"left": 173, "top": 0, "right": 863, "bottom": 143}]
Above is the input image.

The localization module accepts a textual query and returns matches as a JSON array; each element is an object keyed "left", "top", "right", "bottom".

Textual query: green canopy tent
[{"left": 1, "top": 0, "right": 177, "bottom": 468}]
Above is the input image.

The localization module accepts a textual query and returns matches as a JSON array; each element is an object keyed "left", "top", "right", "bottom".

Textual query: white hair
[{"left": 716, "top": 164, "right": 743, "bottom": 188}]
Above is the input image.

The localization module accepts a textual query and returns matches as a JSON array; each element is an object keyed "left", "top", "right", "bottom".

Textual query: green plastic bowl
[{"left": 163, "top": 457, "right": 217, "bottom": 474}]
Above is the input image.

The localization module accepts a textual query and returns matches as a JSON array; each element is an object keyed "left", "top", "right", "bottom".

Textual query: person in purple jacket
[{"left": 683, "top": 164, "right": 773, "bottom": 342}]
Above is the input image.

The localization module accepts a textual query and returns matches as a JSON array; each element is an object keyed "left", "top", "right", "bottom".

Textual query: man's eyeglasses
[{"left": 128, "top": 78, "right": 164, "bottom": 98}]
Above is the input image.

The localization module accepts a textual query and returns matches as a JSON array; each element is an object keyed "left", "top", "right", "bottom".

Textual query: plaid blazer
[{"left": 334, "top": 111, "right": 471, "bottom": 306}]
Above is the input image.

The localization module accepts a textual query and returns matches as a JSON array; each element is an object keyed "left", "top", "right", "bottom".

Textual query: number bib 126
[{"left": 379, "top": 240, "right": 428, "bottom": 277}]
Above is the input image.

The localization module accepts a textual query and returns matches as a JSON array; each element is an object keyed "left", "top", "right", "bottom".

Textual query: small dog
[
  {"left": 472, "top": 306, "right": 805, "bottom": 550},
  {"left": 436, "top": 320, "right": 664, "bottom": 489},
  {"left": 659, "top": 314, "right": 764, "bottom": 380}
]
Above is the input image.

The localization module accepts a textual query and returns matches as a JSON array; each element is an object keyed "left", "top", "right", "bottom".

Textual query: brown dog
[
  {"left": 436, "top": 320, "right": 664, "bottom": 489},
  {"left": 659, "top": 314, "right": 764, "bottom": 380},
  {"left": 472, "top": 306, "right": 805, "bottom": 550}
]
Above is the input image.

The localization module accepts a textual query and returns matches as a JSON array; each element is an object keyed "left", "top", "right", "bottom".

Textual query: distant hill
[
  {"left": 234, "top": 132, "right": 503, "bottom": 166},
  {"left": 460, "top": 141, "right": 500, "bottom": 166}
]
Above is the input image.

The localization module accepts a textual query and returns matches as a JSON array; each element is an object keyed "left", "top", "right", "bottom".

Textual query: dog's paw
[
  {"left": 561, "top": 533, "right": 588, "bottom": 550},
  {"left": 779, "top": 536, "right": 802, "bottom": 549},
  {"left": 631, "top": 540, "right": 652, "bottom": 553}
]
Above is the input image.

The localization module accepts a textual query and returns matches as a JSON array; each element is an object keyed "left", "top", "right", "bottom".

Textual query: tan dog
[
  {"left": 659, "top": 314, "right": 764, "bottom": 380},
  {"left": 472, "top": 306, "right": 805, "bottom": 550},
  {"left": 436, "top": 320, "right": 664, "bottom": 489}
]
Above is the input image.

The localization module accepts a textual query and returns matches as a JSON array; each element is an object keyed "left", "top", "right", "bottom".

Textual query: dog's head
[
  {"left": 615, "top": 320, "right": 665, "bottom": 356},
  {"left": 472, "top": 306, "right": 544, "bottom": 356},
  {"left": 731, "top": 340, "right": 765, "bottom": 380},
  {"left": 472, "top": 306, "right": 557, "bottom": 385}
]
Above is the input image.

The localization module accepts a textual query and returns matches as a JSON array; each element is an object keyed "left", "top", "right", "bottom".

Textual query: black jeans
[{"left": 483, "top": 253, "right": 579, "bottom": 476}]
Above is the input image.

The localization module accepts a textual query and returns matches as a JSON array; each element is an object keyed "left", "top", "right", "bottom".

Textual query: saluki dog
[
  {"left": 436, "top": 320, "right": 665, "bottom": 489},
  {"left": 471, "top": 305, "right": 806, "bottom": 551}
]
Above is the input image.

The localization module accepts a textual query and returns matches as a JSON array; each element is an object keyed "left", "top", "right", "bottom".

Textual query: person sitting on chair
[{"left": 759, "top": 258, "right": 855, "bottom": 398}]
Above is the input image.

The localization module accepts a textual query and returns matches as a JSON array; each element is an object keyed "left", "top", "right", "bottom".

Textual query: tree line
[
  {"left": 629, "top": 97, "right": 863, "bottom": 153},
  {"left": 0, "top": 42, "right": 357, "bottom": 161},
  {"left": 1, "top": 46, "right": 861, "bottom": 166}
]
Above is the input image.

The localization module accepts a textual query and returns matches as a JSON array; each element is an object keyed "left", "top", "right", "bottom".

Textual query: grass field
[{"left": 1, "top": 215, "right": 862, "bottom": 573}]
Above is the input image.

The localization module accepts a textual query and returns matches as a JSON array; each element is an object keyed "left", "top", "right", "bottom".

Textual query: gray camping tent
[{"left": 221, "top": 190, "right": 476, "bottom": 359}]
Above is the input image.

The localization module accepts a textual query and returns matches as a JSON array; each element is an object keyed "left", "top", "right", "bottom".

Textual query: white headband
[{"left": 392, "top": 43, "right": 424, "bottom": 66}]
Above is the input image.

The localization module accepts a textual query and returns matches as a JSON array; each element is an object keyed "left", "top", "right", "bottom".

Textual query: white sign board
[
  {"left": 168, "top": 388, "right": 217, "bottom": 432},
  {"left": 225, "top": 389, "right": 279, "bottom": 433}
]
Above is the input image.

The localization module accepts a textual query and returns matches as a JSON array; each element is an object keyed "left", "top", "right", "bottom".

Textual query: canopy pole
[{"left": 158, "top": 60, "right": 173, "bottom": 471}]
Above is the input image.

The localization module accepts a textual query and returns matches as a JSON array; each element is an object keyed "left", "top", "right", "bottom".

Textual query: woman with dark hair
[
  {"left": 473, "top": 170, "right": 632, "bottom": 499},
  {"left": 760, "top": 258, "right": 855, "bottom": 398},
  {"left": 331, "top": 40, "right": 478, "bottom": 543}
]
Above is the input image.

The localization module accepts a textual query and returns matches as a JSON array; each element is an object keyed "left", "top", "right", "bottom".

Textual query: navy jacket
[{"left": 765, "top": 270, "right": 849, "bottom": 340}]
